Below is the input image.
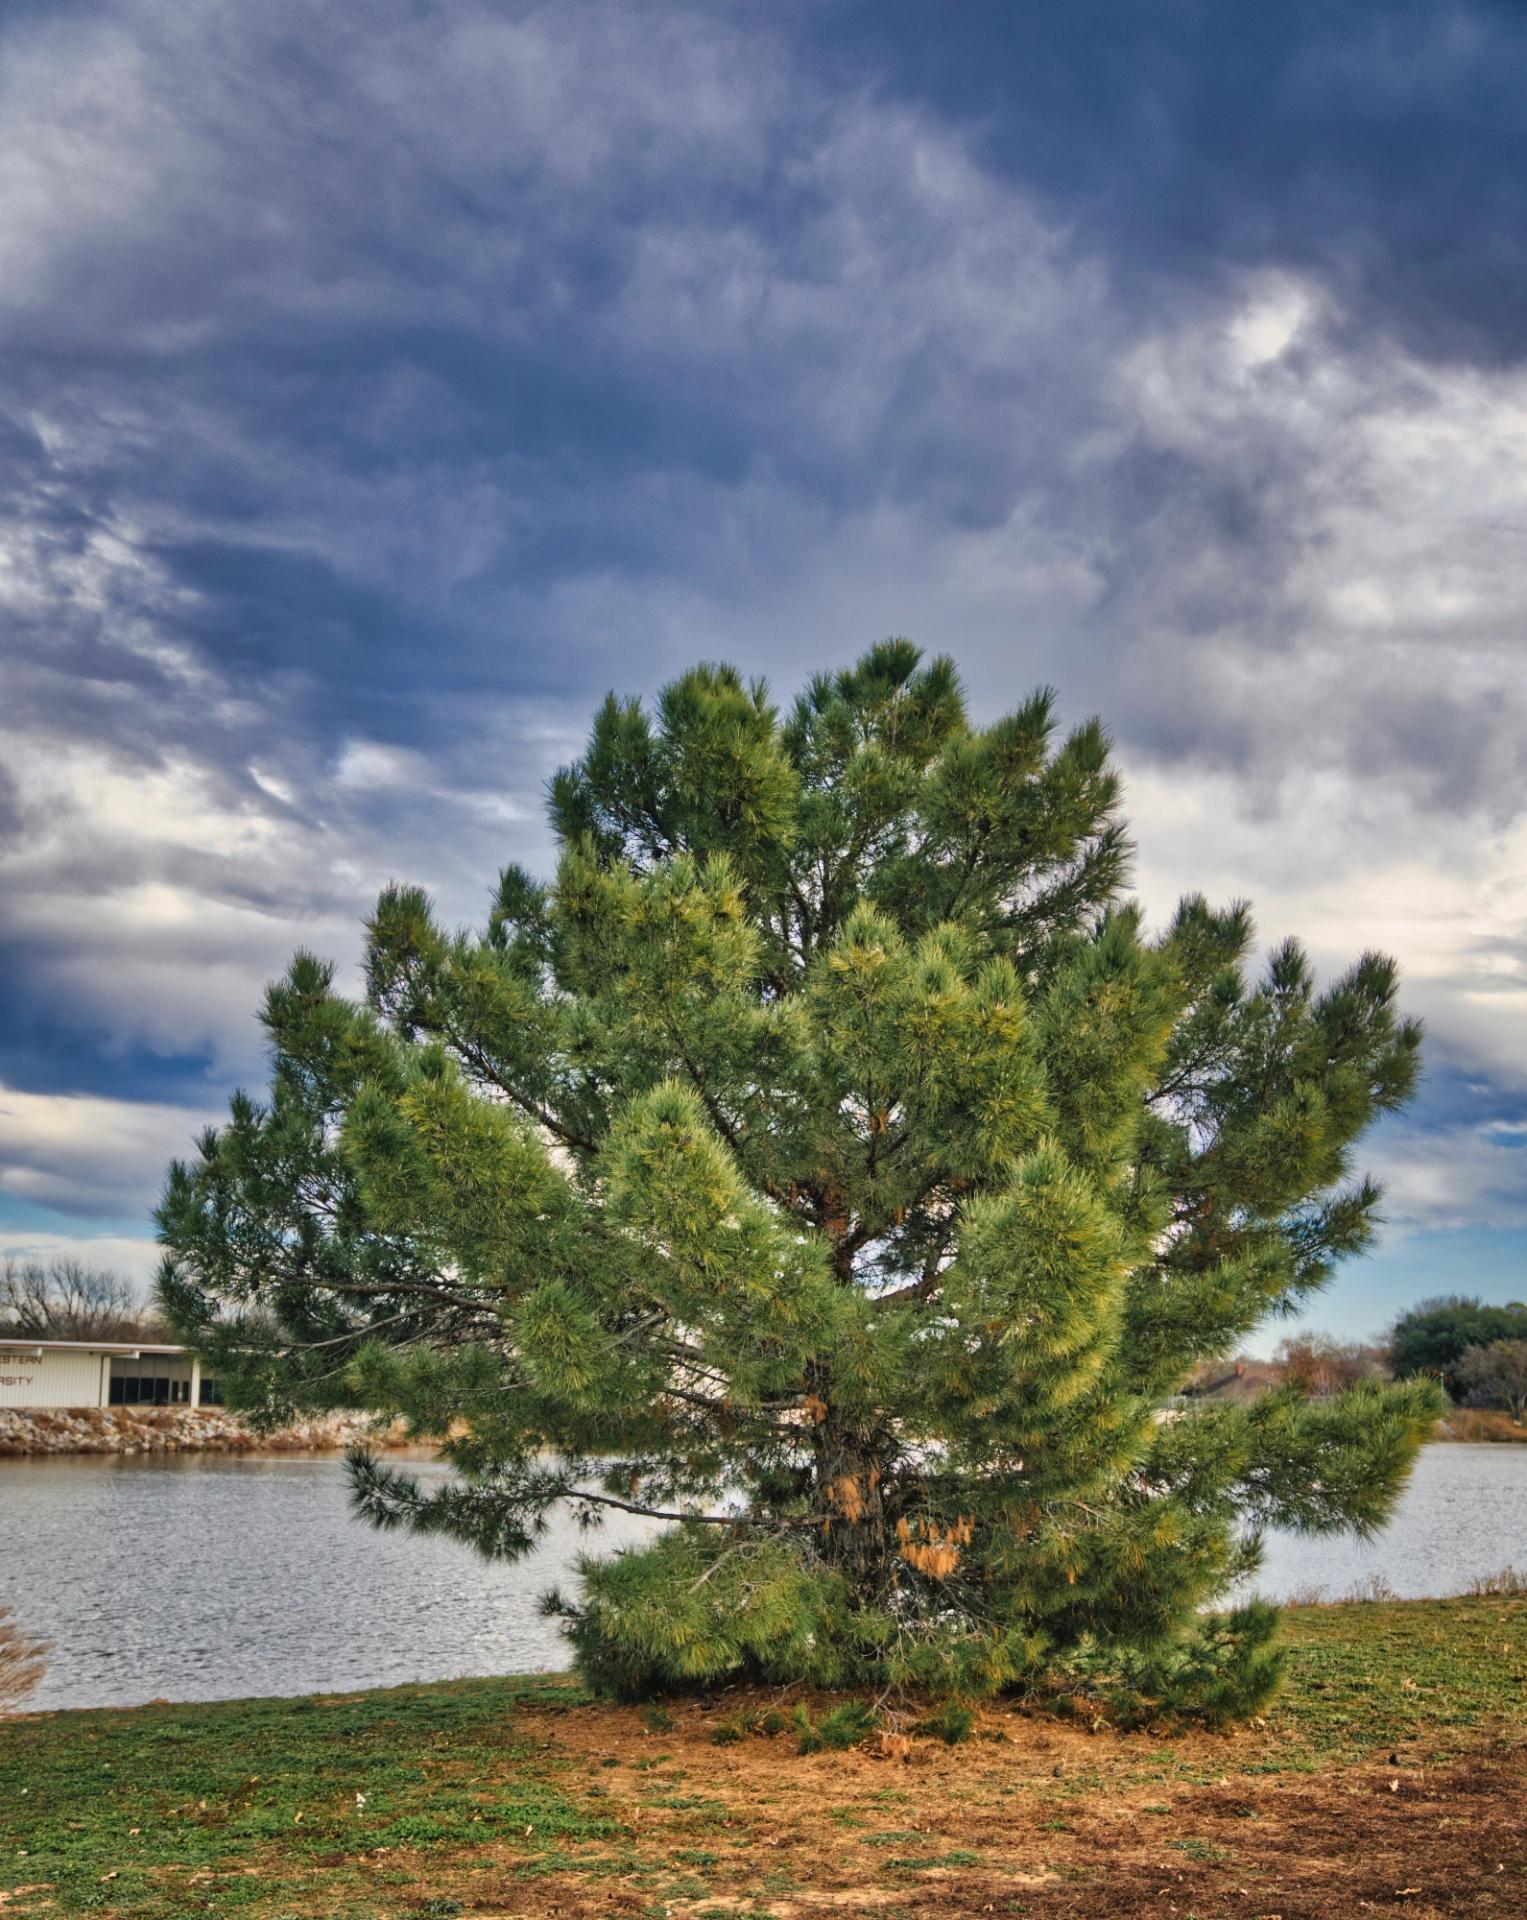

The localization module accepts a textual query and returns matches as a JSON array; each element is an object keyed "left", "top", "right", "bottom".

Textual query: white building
[{"left": 0, "top": 1339, "right": 221, "bottom": 1411}]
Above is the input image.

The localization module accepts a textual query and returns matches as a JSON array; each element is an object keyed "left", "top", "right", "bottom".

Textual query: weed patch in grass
[{"left": 885, "top": 1848, "right": 984, "bottom": 1870}]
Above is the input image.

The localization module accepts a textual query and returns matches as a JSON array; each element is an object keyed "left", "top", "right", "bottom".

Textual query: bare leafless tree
[
  {"left": 1456, "top": 1339, "right": 1527, "bottom": 1422},
  {"left": 0, "top": 1609, "right": 47, "bottom": 1715},
  {"left": 0, "top": 1257, "right": 145, "bottom": 1341},
  {"left": 1275, "top": 1332, "right": 1389, "bottom": 1398}
]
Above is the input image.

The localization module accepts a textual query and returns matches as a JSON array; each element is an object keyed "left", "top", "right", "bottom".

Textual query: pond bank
[
  {"left": 0, "top": 1405, "right": 409, "bottom": 1456},
  {"left": 1438, "top": 1407, "right": 1527, "bottom": 1442},
  {"left": 5, "top": 1403, "right": 1519, "bottom": 1457},
  {"left": 2, "top": 1593, "right": 1522, "bottom": 1919}
]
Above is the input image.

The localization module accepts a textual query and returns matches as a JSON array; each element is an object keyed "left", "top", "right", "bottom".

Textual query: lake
[{"left": 2, "top": 1442, "right": 1523, "bottom": 1712}]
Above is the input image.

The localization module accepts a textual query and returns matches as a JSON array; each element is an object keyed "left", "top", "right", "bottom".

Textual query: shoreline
[
  {"left": 0, "top": 1405, "right": 413, "bottom": 1457},
  {"left": 3, "top": 1403, "right": 1521, "bottom": 1458},
  {"left": 1437, "top": 1408, "right": 1527, "bottom": 1443}
]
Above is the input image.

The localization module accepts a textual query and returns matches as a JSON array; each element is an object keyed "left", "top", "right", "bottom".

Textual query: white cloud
[
  {"left": 1363, "top": 1124, "right": 1527, "bottom": 1235},
  {"left": 0, "top": 1229, "right": 161, "bottom": 1290},
  {"left": 0, "top": 1083, "right": 215, "bottom": 1218},
  {"left": 1225, "top": 276, "right": 1315, "bottom": 371},
  {"left": 1098, "top": 270, "right": 1527, "bottom": 812},
  {"left": 1128, "top": 757, "right": 1527, "bottom": 1088},
  {"left": 0, "top": 673, "right": 578, "bottom": 1101},
  {"left": 330, "top": 739, "right": 433, "bottom": 793}
]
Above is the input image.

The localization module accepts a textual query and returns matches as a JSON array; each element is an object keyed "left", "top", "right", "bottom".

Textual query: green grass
[
  {"left": 884, "top": 1849, "right": 983, "bottom": 1871},
  {"left": 1, "top": 1594, "right": 1521, "bottom": 1917},
  {"left": 1268, "top": 1590, "right": 1526, "bottom": 1761},
  {"left": 0, "top": 1676, "right": 615, "bottom": 1917}
]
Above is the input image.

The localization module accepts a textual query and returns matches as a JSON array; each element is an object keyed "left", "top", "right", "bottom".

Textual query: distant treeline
[
  {"left": 1186, "top": 1295, "right": 1527, "bottom": 1422},
  {"left": 0, "top": 1258, "right": 171, "bottom": 1345},
  {"left": 7, "top": 1259, "right": 1522, "bottom": 1429}
]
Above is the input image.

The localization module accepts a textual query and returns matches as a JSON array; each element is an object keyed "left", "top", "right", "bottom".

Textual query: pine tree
[{"left": 158, "top": 643, "right": 1441, "bottom": 1719}]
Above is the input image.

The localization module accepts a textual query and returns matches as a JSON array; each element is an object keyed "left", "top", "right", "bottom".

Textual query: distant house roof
[
  {"left": 1180, "top": 1358, "right": 1283, "bottom": 1404},
  {"left": 0, "top": 1337, "right": 188, "bottom": 1356}
]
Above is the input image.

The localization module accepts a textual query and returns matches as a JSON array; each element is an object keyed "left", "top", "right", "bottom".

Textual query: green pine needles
[{"left": 157, "top": 643, "right": 1442, "bottom": 1721}]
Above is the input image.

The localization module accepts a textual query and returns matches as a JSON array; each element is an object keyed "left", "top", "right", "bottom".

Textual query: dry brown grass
[
  {"left": 1440, "top": 1406, "right": 1527, "bottom": 1443},
  {"left": 0, "top": 1607, "right": 47, "bottom": 1714},
  {"left": 1468, "top": 1565, "right": 1527, "bottom": 1596}
]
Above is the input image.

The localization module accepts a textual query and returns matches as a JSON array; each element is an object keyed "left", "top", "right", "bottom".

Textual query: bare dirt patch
[{"left": 450, "top": 1691, "right": 1527, "bottom": 1919}]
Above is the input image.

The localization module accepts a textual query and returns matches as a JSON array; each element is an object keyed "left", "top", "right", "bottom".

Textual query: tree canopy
[
  {"left": 158, "top": 643, "right": 1441, "bottom": 1720},
  {"left": 1390, "top": 1295, "right": 1527, "bottom": 1398},
  {"left": 1454, "top": 1339, "right": 1527, "bottom": 1421}
]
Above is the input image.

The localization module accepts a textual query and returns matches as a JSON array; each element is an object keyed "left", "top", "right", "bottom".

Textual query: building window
[{"left": 107, "top": 1358, "right": 197, "bottom": 1406}]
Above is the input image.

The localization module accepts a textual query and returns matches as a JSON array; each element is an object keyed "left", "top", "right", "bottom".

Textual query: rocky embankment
[{"left": 0, "top": 1407, "right": 411, "bottom": 1457}]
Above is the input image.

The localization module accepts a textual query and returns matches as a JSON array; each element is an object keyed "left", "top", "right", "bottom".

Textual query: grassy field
[{"left": 2, "top": 1595, "right": 1523, "bottom": 1920}]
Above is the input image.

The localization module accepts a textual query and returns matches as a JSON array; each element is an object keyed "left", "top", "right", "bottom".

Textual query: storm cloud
[{"left": 1, "top": 0, "right": 1523, "bottom": 1333}]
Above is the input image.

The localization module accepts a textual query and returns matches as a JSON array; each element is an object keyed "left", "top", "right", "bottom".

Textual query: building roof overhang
[{"left": 0, "top": 1338, "right": 189, "bottom": 1357}]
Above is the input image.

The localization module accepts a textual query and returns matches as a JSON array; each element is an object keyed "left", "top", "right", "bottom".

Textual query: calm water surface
[
  {"left": 0, "top": 1450, "right": 655, "bottom": 1712},
  {"left": 2, "top": 1442, "right": 1522, "bottom": 1711},
  {"left": 1237, "top": 1441, "right": 1526, "bottom": 1604}
]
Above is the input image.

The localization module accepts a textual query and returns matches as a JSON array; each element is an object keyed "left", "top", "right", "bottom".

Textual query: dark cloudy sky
[{"left": 3, "top": 0, "right": 1524, "bottom": 1342}]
